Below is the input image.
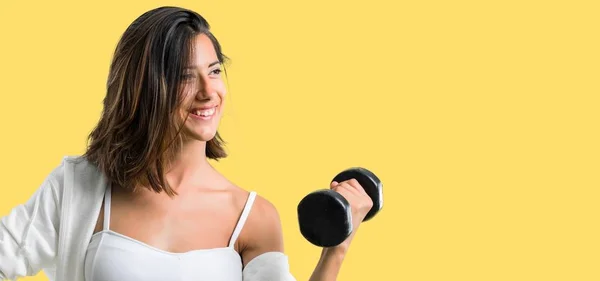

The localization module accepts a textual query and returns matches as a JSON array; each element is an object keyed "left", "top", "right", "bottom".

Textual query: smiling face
[
  {"left": 84, "top": 6, "right": 230, "bottom": 197},
  {"left": 179, "top": 33, "right": 227, "bottom": 142}
]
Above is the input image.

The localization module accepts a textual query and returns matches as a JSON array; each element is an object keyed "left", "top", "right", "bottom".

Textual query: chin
[
  {"left": 181, "top": 127, "right": 216, "bottom": 142},
  {"left": 192, "top": 131, "right": 217, "bottom": 142}
]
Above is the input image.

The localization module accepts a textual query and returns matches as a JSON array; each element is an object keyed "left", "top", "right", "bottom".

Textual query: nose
[{"left": 195, "top": 74, "right": 216, "bottom": 100}]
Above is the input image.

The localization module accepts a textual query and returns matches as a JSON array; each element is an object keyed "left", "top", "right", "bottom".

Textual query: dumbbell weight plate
[
  {"left": 297, "top": 189, "right": 353, "bottom": 247},
  {"left": 332, "top": 167, "right": 383, "bottom": 222}
]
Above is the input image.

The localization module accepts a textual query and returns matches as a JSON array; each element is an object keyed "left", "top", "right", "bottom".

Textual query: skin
[{"left": 93, "top": 33, "right": 373, "bottom": 280}]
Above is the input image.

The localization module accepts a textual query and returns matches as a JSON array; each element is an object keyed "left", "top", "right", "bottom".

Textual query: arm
[
  {"left": 309, "top": 179, "right": 374, "bottom": 281},
  {"left": 240, "top": 187, "right": 371, "bottom": 281},
  {"left": 0, "top": 164, "right": 63, "bottom": 280},
  {"left": 307, "top": 233, "right": 356, "bottom": 281},
  {"left": 308, "top": 243, "right": 349, "bottom": 281},
  {"left": 239, "top": 195, "right": 294, "bottom": 280}
]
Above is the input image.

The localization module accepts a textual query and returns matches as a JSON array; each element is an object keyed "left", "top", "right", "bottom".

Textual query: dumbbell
[{"left": 297, "top": 167, "right": 383, "bottom": 247}]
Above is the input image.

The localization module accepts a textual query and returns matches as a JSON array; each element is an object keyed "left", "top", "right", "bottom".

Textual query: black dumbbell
[{"left": 297, "top": 167, "right": 383, "bottom": 247}]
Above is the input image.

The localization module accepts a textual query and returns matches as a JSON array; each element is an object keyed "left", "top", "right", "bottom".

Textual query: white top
[
  {"left": 84, "top": 185, "right": 257, "bottom": 281},
  {"left": 0, "top": 156, "right": 296, "bottom": 281}
]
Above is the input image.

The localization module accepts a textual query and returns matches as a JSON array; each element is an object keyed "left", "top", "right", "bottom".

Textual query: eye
[{"left": 210, "top": 68, "right": 222, "bottom": 76}]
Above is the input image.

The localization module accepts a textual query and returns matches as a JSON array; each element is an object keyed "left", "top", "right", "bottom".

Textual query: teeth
[{"left": 194, "top": 108, "right": 215, "bottom": 117}]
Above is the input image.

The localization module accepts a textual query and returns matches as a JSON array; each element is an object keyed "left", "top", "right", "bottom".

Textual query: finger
[
  {"left": 330, "top": 181, "right": 339, "bottom": 189},
  {"left": 336, "top": 182, "right": 361, "bottom": 195},
  {"left": 345, "top": 179, "right": 367, "bottom": 194},
  {"left": 338, "top": 180, "right": 361, "bottom": 192}
]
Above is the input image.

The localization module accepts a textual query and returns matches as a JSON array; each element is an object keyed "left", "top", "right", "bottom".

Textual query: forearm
[
  {"left": 0, "top": 169, "right": 62, "bottom": 280},
  {"left": 309, "top": 246, "right": 348, "bottom": 281}
]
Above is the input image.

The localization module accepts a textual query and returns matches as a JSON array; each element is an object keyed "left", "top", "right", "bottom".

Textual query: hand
[
  {"left": 328, "top": 178, "right": 374, "bottom": 252},
  {"left": 307, "top": 170, "right": 382, "bottom": 281}
]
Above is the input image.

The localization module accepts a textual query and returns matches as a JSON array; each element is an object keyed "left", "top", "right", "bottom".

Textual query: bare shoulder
[
  {"left": 247, "top": 194, "right": 284, "bottom": 241},
  {"left": 234, "top": 189, "right": 285, "bottom": 267},
  {"left": 221, "top": 179, "right": 281, "bottom": 233},
  {"left": 227, "top": 184, "right": 283, "bottom": 242}
]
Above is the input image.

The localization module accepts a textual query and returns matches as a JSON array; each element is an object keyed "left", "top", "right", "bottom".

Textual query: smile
[{"left": 190, "top": 106, "right": 217, "bottom": 120}]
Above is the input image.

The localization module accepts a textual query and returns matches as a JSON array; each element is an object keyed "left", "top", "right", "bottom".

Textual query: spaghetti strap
[
  {"left": 228, "top": 191, "right": 257, "bottom": 248},
  {"left": 103, "top": 185, "right": 112, "bottom": 231}
]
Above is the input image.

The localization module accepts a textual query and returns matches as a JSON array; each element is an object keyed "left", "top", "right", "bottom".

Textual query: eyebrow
[{"left": 184, "top": 60, "right": 221, "bottom": 69}]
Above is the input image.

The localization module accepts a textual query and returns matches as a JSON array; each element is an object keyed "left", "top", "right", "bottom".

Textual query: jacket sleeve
[
  {"left": 0, "top": 162, "right": 63, "bottom": 280},
  {"left": 242, "top": 252, "right": 297, "bottom": 281}
]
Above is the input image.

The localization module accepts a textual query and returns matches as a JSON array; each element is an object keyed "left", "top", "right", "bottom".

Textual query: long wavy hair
[{"left": 83, "top": 6, "right": 229, "bottom": 196}]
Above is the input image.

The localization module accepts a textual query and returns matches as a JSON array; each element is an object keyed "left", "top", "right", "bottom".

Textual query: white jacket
[{"left": 0, "top": 156, "right": 295, "bottom": 281}]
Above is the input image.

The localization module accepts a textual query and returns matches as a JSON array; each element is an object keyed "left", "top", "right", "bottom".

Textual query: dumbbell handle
[{"left": 331, "top": 167, "right": 383, "bottom": 221}]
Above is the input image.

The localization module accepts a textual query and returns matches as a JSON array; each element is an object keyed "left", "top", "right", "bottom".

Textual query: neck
[{"left": 165, "top": 139, "right": 212, "bottom": 190}]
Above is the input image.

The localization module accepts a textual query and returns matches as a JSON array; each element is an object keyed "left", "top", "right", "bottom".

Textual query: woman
[{"left": 0, "top": 6, "right": 373, "bottom": 281}]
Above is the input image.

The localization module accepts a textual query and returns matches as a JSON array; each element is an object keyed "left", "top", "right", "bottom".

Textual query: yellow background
[{"left": 1, "top": 0, "right": 598, "bottom": 280}]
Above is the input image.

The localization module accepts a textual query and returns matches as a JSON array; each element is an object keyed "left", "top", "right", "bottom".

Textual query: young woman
[{"left": 0, "top": 6, "right": 373, "bottom": 281}]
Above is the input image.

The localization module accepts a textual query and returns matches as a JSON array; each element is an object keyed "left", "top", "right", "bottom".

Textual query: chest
[{"left": 97, "top": 189, "right": 243, "bottom": 253}]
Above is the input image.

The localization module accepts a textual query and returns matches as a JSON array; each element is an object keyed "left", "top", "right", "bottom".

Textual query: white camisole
[{"left": 84, "top": 185, "right": 257, "bottom": 281}]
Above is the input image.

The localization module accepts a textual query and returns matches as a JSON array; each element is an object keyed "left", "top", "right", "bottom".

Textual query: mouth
[{"left": 189, "top": 105, "right": 218, "bottom": 120}]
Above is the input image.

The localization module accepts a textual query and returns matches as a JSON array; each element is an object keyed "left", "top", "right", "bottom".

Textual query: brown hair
[{"left": 83, "top": 6, "right": 229, "bottom": 196}]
